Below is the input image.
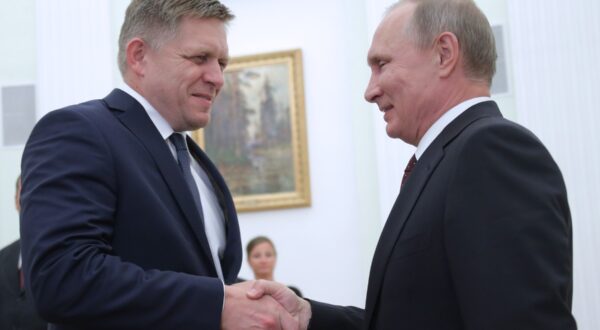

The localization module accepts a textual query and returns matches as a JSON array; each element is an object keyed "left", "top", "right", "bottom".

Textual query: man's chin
[
  {"left": 385, "top": 126, "right": 399, "bottom": 139},
  {"left": 186, "top": 115, "right": 210, "bottom": 131}
]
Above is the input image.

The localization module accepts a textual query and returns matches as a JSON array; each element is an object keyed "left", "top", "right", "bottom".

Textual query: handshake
[{"left": 222, "top": 280, "right": 312, "bottom": 330}]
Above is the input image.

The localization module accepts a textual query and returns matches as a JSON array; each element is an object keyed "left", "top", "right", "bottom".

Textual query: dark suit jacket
[
  {"left": 309, "top": 101, "right": 576, "bottom": 329},
  {"left": 0, "top": 240, "right": 47, "bottom": 330},
  {"left": 20, "top": 89, "right": 242, "bottom": 329}
]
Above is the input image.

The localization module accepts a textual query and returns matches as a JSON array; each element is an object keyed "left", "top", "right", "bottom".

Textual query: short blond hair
[{"left": 117, "top": 0, "right": 234, "bottom": 75}]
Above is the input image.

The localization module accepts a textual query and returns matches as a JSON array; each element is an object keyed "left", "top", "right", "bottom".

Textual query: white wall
[
  {"left": 36, "top": 0, "right": 113, "bottom": 114},
  {"left": 0, "top": 0, "right": 35, "bottom": 247}
]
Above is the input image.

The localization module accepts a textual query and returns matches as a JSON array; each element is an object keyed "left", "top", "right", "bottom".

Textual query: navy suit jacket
[
  {"left": 309, "top": 101, "right": 576, "bottom": 329},
  {"left": 20, "top": 89, "right": 242, "bottom": 329}
]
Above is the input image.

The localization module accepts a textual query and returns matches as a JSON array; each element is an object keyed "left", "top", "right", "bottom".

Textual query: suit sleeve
[
  {"left": 444, "top": 124, "right": 576, "bottom": 329},
  {"left": 308, "top": 299, "right": 363, "bottom": 330},
  {"left": 20, "top": 108, "right": 224, "bottom": 329}
]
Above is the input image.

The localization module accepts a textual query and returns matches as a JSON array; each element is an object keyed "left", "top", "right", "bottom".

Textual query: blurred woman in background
[{"left": 246, "top": 236, "right": 302, "bottom": 297}]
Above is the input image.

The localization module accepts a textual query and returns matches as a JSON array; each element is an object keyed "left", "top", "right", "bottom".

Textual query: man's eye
[
  {"left": 183, "top": 55, "right": 208, "bottom": 64},
  {"left": 219, "top": 61, "right": 228, "bottom": 71},
  {"left": 194, "top": 55, "right": 208, "bottom": 63},
  {"left": 378, "top": 61, "right": 387, "bottom": 68}
]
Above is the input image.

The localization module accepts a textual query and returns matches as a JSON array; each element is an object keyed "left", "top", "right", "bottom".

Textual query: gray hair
[
  {"left": 390, "top": 0, "right": 496, "bottom": 85},
  {"left": 117, "top": 0, "right": 234, "bottom": 76}
]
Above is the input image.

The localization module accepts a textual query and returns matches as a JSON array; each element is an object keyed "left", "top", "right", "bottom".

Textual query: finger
[{"left": 247, "top": 279, "right": 277, "bottom": 299}]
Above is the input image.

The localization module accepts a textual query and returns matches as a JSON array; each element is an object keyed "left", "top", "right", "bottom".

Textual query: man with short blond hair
[{"left": 20, "top": 1, "right": 297, "bottom": 329}]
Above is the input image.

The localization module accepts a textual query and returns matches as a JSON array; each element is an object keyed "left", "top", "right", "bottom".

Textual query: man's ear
[
  {"left": 435, "top": 31, "right": 460, "bottom": 78},
  {"left": 126, "top": 37, "right": 148, "bottom": 77}
]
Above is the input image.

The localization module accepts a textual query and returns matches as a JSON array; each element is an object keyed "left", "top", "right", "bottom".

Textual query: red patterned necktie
[{"left": 401, "top": 154, "right": 417, "bottom": 188}]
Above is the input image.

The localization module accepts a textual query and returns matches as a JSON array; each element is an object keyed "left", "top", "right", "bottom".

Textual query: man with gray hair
[
  {"left": 248, "top": 0, "right": 577, "bottom": 329},
  {"left": 20, "top": 0, "right": 297, "bottom": 329}
]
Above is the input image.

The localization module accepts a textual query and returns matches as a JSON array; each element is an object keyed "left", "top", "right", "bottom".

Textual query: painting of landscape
[{"left": 196, "top": 49, "right": 310, "bottom": 211}]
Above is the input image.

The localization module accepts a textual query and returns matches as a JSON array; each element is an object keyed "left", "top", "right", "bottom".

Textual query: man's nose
[
  {"left": 204, "top": 61, "right": 225, "bottom": 89},
  {"left": 364, "top": 77, "right": 381, "bottom": 103}
]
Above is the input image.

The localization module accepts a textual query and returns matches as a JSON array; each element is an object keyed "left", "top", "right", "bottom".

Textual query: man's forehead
[
  {"left": 381, "top": 2, "right": 415, "bottom": 33},
  {"left": 367, "top": 17, "right": 399, "bottom": 54},
  {"left": 367, "top": 36, "right": 383, "bottom": 60},
  {"left": 370, "top": 6, "right": 415, "bottom": 44}
]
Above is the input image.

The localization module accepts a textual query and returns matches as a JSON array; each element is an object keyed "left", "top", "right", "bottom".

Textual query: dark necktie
[
  {"left": 401, "top": 154, "right": 417, "bottom": 188},
  {"left": 169, "top": 133, "right": 205, "bottom": 220}
]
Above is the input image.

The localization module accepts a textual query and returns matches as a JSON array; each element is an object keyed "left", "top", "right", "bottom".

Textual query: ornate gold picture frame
[{"left": 192, "top": 49, "right": 311, "bottom": 212}]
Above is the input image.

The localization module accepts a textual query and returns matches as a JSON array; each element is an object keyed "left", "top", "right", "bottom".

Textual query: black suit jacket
[
  {"left": 20, "top": 89, "right": 242, "bottom": 329},
  {"left": 309, "top": 101, "right": 576, "bottom": 329},
  {"left": 0, "top": 240, "right": 47, "bottom": 330}
]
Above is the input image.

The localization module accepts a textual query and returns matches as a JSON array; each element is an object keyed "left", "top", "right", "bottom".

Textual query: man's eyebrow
[{"left": 367, "top": 54, "right": 381, "bottom": 66}]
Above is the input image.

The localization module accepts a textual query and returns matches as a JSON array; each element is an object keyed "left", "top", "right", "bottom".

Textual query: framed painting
[{"left": 192, "top": 49, "right": 311, "bottom": 212}]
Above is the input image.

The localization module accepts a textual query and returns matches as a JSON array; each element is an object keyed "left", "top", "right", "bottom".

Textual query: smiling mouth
[
  {"left": 380, "top": 105, "right": 393, "bottom": 112},
  {"left": 192, "top": 93, "right": 213, "bottom": 102},
  {"left": 380, "top": 105, "right": 393, "bottom": 122}
]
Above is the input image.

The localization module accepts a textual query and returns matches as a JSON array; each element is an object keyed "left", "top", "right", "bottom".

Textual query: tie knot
[
  {"left": 169, "top": 133, "right": 188, "bottom": 151},
  {"left": 405, "top": 154, "right": 417, "bottom": 172}
]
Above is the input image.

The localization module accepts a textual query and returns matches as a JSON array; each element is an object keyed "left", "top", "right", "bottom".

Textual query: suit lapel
[
  {"left": 364, "top": 101, "right": 502, "bottom": 328},
  {"left": 364, "top": 145, "right": 443, "bottom": 328},
  {"left": 102, "top": 89, "right": 215, "bottom": 271}
]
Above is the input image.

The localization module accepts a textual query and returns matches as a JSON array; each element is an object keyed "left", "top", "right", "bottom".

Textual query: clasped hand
[{"left": 221, "top": 280, "right": 311, "bottom": 330}]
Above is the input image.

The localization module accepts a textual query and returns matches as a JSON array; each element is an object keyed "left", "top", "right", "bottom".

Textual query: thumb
[{"left": 246, "top": 279, "right": 271, "bottom": 299}]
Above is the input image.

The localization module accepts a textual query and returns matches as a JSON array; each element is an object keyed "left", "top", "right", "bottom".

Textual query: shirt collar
[
  {"left": 415, "top": 96, "right": 492, "bottom": 160},
  {"left": 120, "top": 83, "right": 175, "bottom": 140}
]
